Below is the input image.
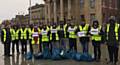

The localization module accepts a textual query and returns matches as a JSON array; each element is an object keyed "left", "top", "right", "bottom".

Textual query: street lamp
[{"left": 29, "top": 0, "right": 32, "bottom": 24}]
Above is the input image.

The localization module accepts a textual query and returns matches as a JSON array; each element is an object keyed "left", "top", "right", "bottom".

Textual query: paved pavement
[{"left": 0, "top": 39, "right": 120, "bottom": 65}]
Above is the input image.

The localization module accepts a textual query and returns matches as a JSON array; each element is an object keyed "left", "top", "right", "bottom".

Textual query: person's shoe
[
  {"left": 17, "top": 52, "right": 20, "bottom": 54},
  {"left": 113, "top": 62, "right": 117, "bottom": 65},
  {"left": 5, "top": 54, "right": 13, "bottom": 57},
  {"left": 96, "top": 59, "right": 100, "bottom": 62},
  {"left": 107, "top": 61, "right": 113, "bottom": 65},
  {"left": 22, "top": 52, "right": 24, "bottom": 55},
  {"left": 93, "top": 58, "right": 96, "bottom": 61}
]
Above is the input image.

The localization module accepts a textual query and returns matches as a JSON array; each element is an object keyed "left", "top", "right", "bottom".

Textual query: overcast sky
[{"left": 0, "top": 0, "right": 44, "bottom": 21}]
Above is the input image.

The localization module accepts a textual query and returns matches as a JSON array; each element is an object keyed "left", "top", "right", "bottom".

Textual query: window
[
  {"left": 90, "top": 14, "right": 96, "bottom": 25},
  {"left": 109, "top": 0, "right": 112, "bottom": 9},
  {"left": 90, "top": 0, "right": 95, "bottom": 9},
  {"left": 80, "top": 0, "right": 84, "bottom": 8}
]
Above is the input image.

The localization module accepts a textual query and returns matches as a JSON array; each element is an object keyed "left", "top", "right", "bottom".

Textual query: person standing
[
  {"left": 67, "top": 22, "right": 77, "bottom": 52},
  {"left": 41, "top": 24, "right": 50, "bottom": 52},
  {"left": 77, "top": 18, "right": 90, "bottom": 53},
  {"left": 105, "top": 16, "right": 120, "bottom": 65},
  {"left": 50, "top": 23, "right": 60, "bottom": 49},
  {"left": 90, "top": 20, "right": 104, "bottom": 62},
  {"left": 58, "top": 21, "right": 68, "bottom": 51},
  {"left": 1, "top": 25, "right": 11, "bottom": 56},
  {"left": 27, "top": 24, "right": 33, "bottom": 53},
  {"left": 11, "top": 25, "right": 20, "bottom": 54},
  {"left": 31, "top": 25, "right": 39, "bottom": 54},
  {"left": 20, "top": 25, "right": 27, "bottom": 54}
]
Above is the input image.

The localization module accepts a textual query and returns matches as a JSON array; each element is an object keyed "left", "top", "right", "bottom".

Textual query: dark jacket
[
  {"left": 50, "top": 26, "right": 58, "bottom": 41},
  {"left": 1, "top": 28, "right": 11, "bottom": 43},
  {"left": 105, "top": 23, "right": 120, "bottom": 46},
  {"left": 58, "top": 25, "right": 68, "bottom": 38},
  {"left": 76, "top": 24, "right": 90, "bottom": 43},
  {"left": 90, "top": 26, "right": 105, "bottom": 45}
]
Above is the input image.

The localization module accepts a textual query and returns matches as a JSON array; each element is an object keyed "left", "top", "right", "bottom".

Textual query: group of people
[{"left": 1, "top": 16, "right": 120, "bottom": 65}]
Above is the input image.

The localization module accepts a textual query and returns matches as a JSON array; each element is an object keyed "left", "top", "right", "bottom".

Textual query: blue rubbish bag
[
  {"left": 51, "top": 48, "right": 62, "bottom": 60},
  {"left": 25, "top": 52, "right": 32, "bottom": 60},
  {"left": 74, "top": 52, "right": 82, "bottom": 61},
  {"left": 43, "top": 48, "right": 51, "bottom": 59},
  {"left": 34, "top": 52, "right": 43, "bottom": 59},
  {"left": 80, "top": 53, "right": 93, "bottom": 62},
  {"left": 60, "top": 50, "right": 76, "bottom": 59}
]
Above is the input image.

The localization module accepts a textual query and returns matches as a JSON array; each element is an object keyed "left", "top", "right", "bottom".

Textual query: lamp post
[{"left": 29, "top": 0, "right": 32, "bottom": 24}]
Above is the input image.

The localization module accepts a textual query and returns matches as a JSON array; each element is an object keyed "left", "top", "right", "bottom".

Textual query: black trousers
[
  {"left": 12, "top": 40, "right": 19, "bottom": 54},
  {"left": 4, "top": 42, "right": 11, "bottom": 56},
  {"left": 107, "top": 45, "right": 119, "bottom": 63},
  {"left": 92, "top": 41, "right": 101, "bottom": 60},
  {"left": 39, "top": 39, "right": 42, "bottom": 52},
  {"left": 29, "top": 39, "right": 33, "bottom": 53},
  {"left": 21, "top": 39, "right": 27, "bottom": 54},
  {"left": 69, "top": 38, "right": 77, "bottom": 52},
  {"left": 42, "top": 42, "right": 50, "bottom": 50}
]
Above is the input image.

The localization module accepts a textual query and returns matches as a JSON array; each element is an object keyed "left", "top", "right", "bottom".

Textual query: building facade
[
  {"left": 28, "top": 4, "right": 45, "bottom": 24},
  {"left": 44, "top": 0, "right": 120, "bottom": 25}
]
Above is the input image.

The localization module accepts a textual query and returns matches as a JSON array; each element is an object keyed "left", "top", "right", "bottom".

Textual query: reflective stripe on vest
[
  {"left": 32, "top": 38, "right": 39, "bottom": 45},
  {"left": 64, "top": 24, "right": 67, "bottom": 38},
  {"left": 31, "top": 28, "right": 39, "bottom": 44},
  {"left": 58, "top": 24, "right": 67, "bottom": 38},
  {"left": 41, "top": 29, "right": 49, "bottom": 42},
  {"left": 68, "top": 26, "right": 77, "bottom": 38},
  {"left": 20, "top": 29, "right": 23, "bottom": 39},
  {"left": 28, "top": 28, "right": 32, "bottom": 39},
  {"left": 10, "top": 28, "right": 16, "bottom": 41},
  {"left": 107, "top": 23, "right": 119, "bottom": 40},
  {"left": 50, "top": 26, "right": 59, "bottom": 41},
  {"left": 3, "top": 29, "right": 6, "bottom": 42},
  {"left": 15, "top": 29, "right": 19, "bottom": 40},
  {"left": 79, "top": 24, "right": 89, "bottom": 36},
  {"left": 91, "top": 26, "right": 102, "bottom": 41},
  {"left": 20, "top": 28, "right": 27, "bottom": 39}
]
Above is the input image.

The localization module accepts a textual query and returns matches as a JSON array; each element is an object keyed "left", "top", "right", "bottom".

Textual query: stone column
[
  {"left": 68, "top": 0, "right": 71, "bottom": 20},
  {"left": 60, "top": 0, "right": 64, "bottom": 21},
  {"left": 53, "top": 0, "right": 57, "bottom": 22},
  {"left": 84, "top": 0, "right": 89, "bottom": 23},
  {"left": 45, "top": 2, "right": 48, "bottom": 24},
  {"left": 48, "top": 0, "right": 51, "bottom": 22}
]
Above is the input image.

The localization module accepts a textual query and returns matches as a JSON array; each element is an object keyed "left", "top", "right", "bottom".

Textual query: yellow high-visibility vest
[
  {"left": 10, "top": 28, "right": 16, "bottom": 41},
  {"left": 15, "top": 29, "right": 19, "bottom": 40},
  {"left": 41, "top": 29, "right": 49, "bottom": 42},
  {"left": 2, "top": 29, "right": 6, "bottom": 42},
  {"left": 78, "top": 24, "right": 89, "bottom": 37},
  {"left": 50, "top": 26, "right": 59, "bottom": 41},
  {"left": 28, "top": 28, "right": 32, "bottom": 39},
  {"left": 91, "top": 26, "right": 102, "bottom": 41},
  {"left": 107, "top": 23, "right": 119, "bottom": 40},
  {"left": 20, "top": 28, "right": 27, "bottom": 39},
  {"left": 31, "top": 28, "right": 40, "bottom": 45},
  {"left": 68, "top": 26, "right": 77, "bottom": 38},
  {"left": 57, "top": 24, "right": 67, "bottom": 38}
]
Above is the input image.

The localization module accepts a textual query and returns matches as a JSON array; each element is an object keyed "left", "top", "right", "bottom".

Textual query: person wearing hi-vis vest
[
  {"left": 27, "top": 24, "right": 33, "bottom": 54},
  {"left": 41, "top": 24, "right": 50, "bottom": 53},
  {"left": 11, "top": 25, "right": 20, "bottom": 55},
  {"left": 67, "top": 22, "right": 77, "bottom": 52},
  {"left": 77, "top": 18, "right": 90, "bottom": 53},
  {"left": 1, "top": 25, "right": 12, "bottom": 56},
  {"left": 50, "top": 23, "right": 60, "bottom": 49},
  {"left": 90, "top": 20, "right": 104, "bottom": 62},
  {"left": 105, "top": 16, "right": 120, "bottom": 65},
  {"left": 58, "top": 21, "right": 68, "bottom": 51},
  {"left": 31, "top": 26, "right": 40, "bottom": 54},
  {"left": 20, "top": 25, "right": 27, "bottom": 54},
  {"left": 38, "top": 24, "right": 42, "bottom": 52}
]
